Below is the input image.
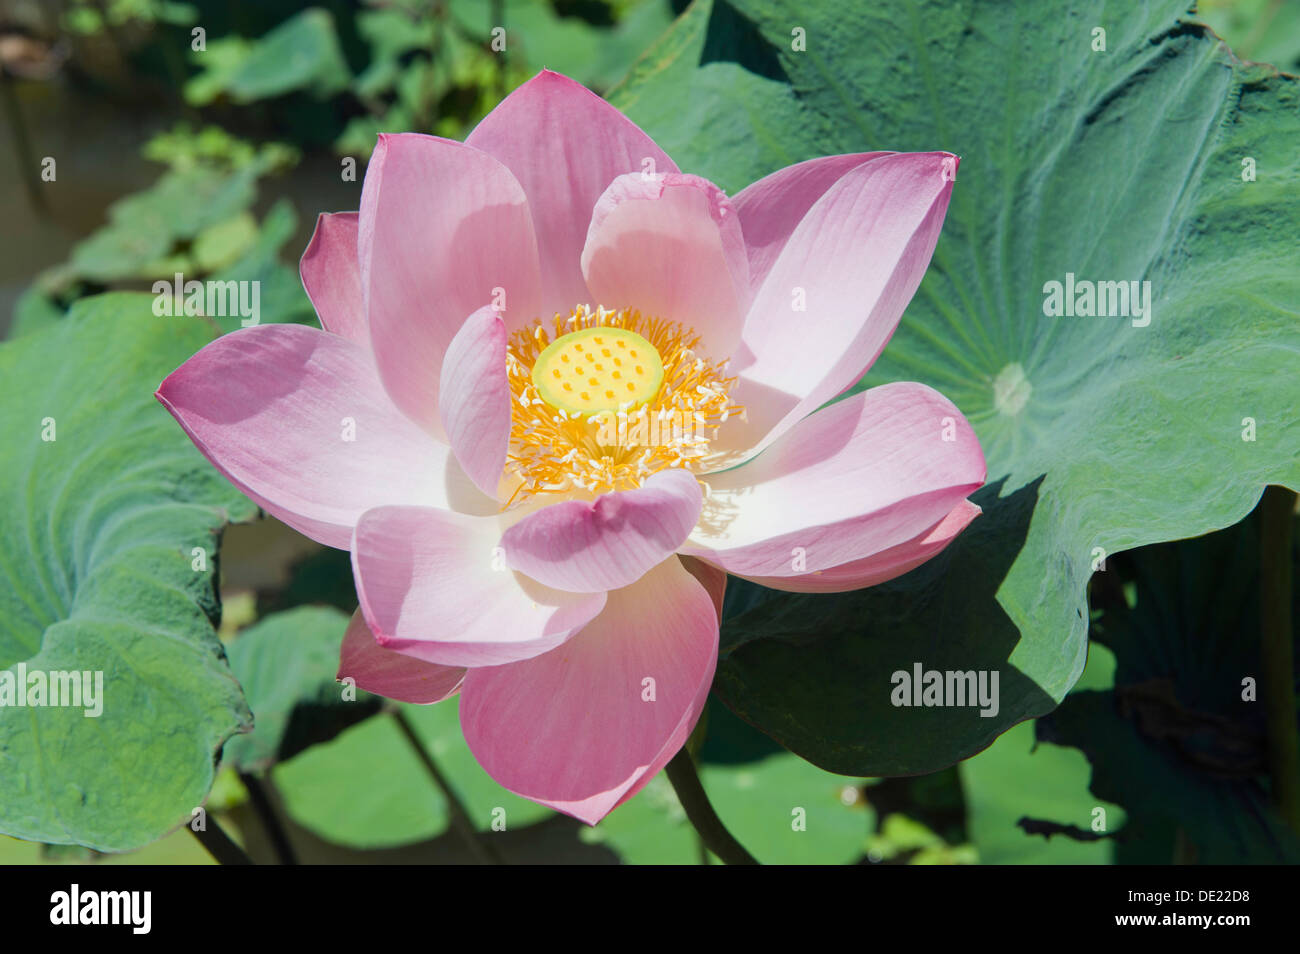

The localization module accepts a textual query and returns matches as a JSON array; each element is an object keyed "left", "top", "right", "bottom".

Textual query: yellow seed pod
[{"left": 531, "top": 326, "right": 664, "bottom": 416}]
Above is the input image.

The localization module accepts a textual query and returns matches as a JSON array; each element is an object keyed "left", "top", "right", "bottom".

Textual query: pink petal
[
  {"left": 156, "top": 324, "right": 491, "bottom": 550},
  {"left": 439, "top": 305, "right": 509, "bottom": 500},
  {"left": 733, "top": 152, "right": 892, "bottom": 294},
  {"left": 359, "top": 133, "right": 542, "bottom": 436},
  {"left": 678, "top": 554, "right": 727, "bottom": 623},
  {"left": 736, "top": 499, "right": 980, "bottom": 593},
  {"left": 682, "top": 381, "right": 985, "bottom": 578},
  {"left": 337, "top": 609, "right": 465, "bottom": 704},
  {"left": 581, "top": 173, "right": 749, "bottom": 359},
  {"left": 466, "top": 70, "right": 678, "bottom": 317},
  {"left": 600, "top": 555, "right": 726, "bottom": 817},
  {"left": 724, "top": 151, "right": 958, "bottom": 459},
  {"left": 352, "top": 505, "right": 607, "bottom": 668},
  {"left": 300, "top": 211, "right": 367, "bottom": 348},
  {"left": 459, "top": 556, "right": 718, "bottom": 824},
  {"left": 500, "top": 469, "right": 703, "bottom": 593}
]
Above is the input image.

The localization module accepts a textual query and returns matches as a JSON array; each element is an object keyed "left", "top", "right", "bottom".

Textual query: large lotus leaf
[
  {"left": 587, "top": 750, "right": 870, "bottom": 864},
  {"left": 1039, "top": 513, "right": 1300, "bottom": 863},
  {"left": 272, "top": 700, "right": 550, "bottom": 849},
  {"left": 223, "top": 607, "right": 382, "bottom": 773},
  {"left": 0, "top": 293, "right": 258, "bottom": 851},
  {"left": 610, "top": 0, "right": 1300, "bottom": 775},
  {"left": 8, "top": 288, "right": 65, "bottom": 339},
  {"left": 0, "top": 827, "right": 214, "bottom": 864},
  {"left": 961, "top": 644, "right": 1124, "bottom": 864},
  {"left": 585, "top": 700, "right": 870, "bottom": 863}
]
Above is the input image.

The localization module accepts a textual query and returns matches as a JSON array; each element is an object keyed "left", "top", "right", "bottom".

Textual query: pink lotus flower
[{"left": 157, "top": 71, "right": 985, "bottom": 824}]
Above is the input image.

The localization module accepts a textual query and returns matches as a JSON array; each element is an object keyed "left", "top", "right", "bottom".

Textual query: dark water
[{"left": 0, "top": 75, "right": 167, "bottom": 335}]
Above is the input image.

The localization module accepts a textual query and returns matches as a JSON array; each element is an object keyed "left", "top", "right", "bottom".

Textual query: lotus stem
[
  {"left": 665, "top": 748, "right": 759, "bottom": 865},
  {"left": 189, "top": 816, "right": 254, "bottom": 865},
  {"left": 238, "top": 771, "right": 298, "bottom": 865},
  {"left": 392, "top": 708, "right": 504, "bottom": 864}
]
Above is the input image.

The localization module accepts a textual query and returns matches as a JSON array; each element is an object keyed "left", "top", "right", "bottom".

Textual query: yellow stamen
[{"left": 504, "top": 305, "right": 743, "bottom": 503}]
